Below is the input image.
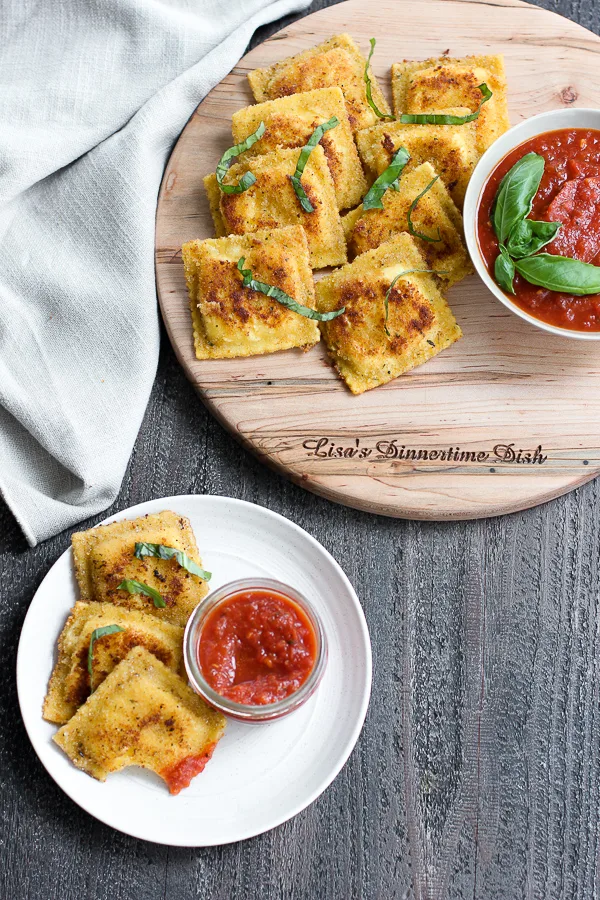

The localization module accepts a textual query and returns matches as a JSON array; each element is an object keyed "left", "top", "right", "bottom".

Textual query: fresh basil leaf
[
  {"left": 290, "top": 116, "right": 340, "bottom": 212},
  {"left": 384, "top": 268, "right": 447, "bottom": 336},
  {"left": 215, "top": 122, "right": 265, "bottom": 194},
  {"left": 117, "top": 579, "right": 167, "bottom": 608},
  {"left": 363, "top": 146, "right": 411, "bottom": 211},
  {"left": 407, "top": 175, "right": 442, "bottom": 242},
  {"left": 88, "top": 624, "right": 125, "bottom": 691},
  {"left": 513, "top": 253, "right": 600, "bottom": 295},
  {"left": 364, "top": 38, "right": 395, "bottom": 121},
  {"left": 491, "top": 152, "right": 545, "bottom": 245},
  {"left": 236, "top": 258, "right": 344, "bottom": 321},
  {"left": 494, "top": 246, "right": 516, "bottom": 294},
  {"left": 506, "top": 218, "right": 561, "bottom": 259},
  {"left": 134, "top": 542, "right": 211, "bottom": 581},
  {"left": 399, "top": 83, "right": 492, "bottom": 125}
]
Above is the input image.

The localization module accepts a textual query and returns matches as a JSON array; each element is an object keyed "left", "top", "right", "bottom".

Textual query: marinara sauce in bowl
[
  {"left": 464, "top": 108, "right": 600, "bottom": 339},
  {"left": 184, "top": 579, "right": 327, "bottom": 722}
]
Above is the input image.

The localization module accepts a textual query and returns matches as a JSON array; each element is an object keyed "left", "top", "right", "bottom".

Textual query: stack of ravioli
[
  {"left": 44, "top": 511, "right": 225, "bottom": 794},
  {"left": 183, "top": 34, "right": 509, "bottom": 394}
]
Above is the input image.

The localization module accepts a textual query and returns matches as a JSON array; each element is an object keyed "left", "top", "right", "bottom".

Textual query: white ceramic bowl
[{"left": 463, "top": 107, "right": 600, "bottom": 340}]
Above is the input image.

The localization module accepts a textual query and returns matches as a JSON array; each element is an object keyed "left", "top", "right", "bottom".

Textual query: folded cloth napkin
[{"left": 0, "top": 0, "right": 310, "bottom": 546}]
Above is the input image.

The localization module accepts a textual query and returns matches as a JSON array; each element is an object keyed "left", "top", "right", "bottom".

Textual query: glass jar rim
[{"left": 183, "top": 578, "right": 328, "bottom": 722}]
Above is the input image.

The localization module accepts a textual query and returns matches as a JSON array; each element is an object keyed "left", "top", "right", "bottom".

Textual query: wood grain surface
[
  {"left": 156, "top": 0, "right": 600, "bottom": 521},
  {"left": 2, "top": 2, "right": 600, "bottom": 899}
]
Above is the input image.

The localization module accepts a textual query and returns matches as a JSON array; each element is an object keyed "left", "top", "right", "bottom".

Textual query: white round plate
[{"left": 17, "top": 495, "right": 372, "bottom": 846}]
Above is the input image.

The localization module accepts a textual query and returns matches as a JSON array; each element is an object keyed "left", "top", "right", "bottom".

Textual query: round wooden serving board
[{"left": 156, "top": 0, "right": 600, "bottom": 520}]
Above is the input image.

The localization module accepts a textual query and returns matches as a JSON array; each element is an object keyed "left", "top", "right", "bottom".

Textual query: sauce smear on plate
[
  {"left": 478, "top": 128, "right": 600, "bottom": 330},
  {"left": 198, "top": 588, "right": 317, "bottom": 705}
]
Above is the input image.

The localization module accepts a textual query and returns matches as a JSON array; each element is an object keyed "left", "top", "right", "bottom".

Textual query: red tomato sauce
[
  {"left": 160, "top": 744, "right": 217, "bottom": 795},
  {"left": 198, "top": 588, "right": 317, "bottom": 706},
  {"left": 478, "top": 128, "right": 600, "bottom": 331}
]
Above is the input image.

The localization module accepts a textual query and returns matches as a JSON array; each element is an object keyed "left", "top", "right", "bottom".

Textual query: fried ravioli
[
  {"left": 391, "top": 54, "right": 510, "bottom": 154},
  {"left": 183, "top": 226, "right": 320, "bottom": 359},
  {"left": 344, "top": 162, "right": 472, "bottom": 286},
  {"left": 355, "top": 112, "right": 478, "bottom": 207},
  {"left": 53, "top": 647, "right": 226, "bottom": 793},
  {"left": 231, "top": 87, "right": 367, "bottom": 210},
  {"left": 72, "top": 511, "right": 209, "bottom": 627},
  {"left": 204, "top": 145, "right": 346, "bottom": 268},
  {"left": 247, "top": 34, "right": 390, "bottom": 133},
  {"left": 43, "top": 603, "right": 184, "bottom": 725},
  {"left": 316, "top": 233, "right": 462, "bottom": 394}
]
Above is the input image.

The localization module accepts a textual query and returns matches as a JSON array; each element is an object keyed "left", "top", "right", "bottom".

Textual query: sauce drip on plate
[
  {"left": 198, "top": 588, "right": 317, "bottom": 706},
  {"left": 478, "top": 128, "right": 600, "bottom": 331}
]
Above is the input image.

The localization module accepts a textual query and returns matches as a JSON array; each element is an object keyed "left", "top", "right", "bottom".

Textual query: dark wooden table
[{"left": 2, "top": 1, "right": 600, "bottom": 897}]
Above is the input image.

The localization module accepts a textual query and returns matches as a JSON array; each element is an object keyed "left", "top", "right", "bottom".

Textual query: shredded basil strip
[
  {"left": 290, "top": 116, "right": 340, "bottom": 212},
  {"left": 407, "top": 175, "right": 442, "bottom": 243},
  {"left": 236, "top": 258, "right": 344, "bottom": 321},
  {"left": 399, "top": 83, "right": 492, "bottom": 125},
  {"left": 492, "top": 152, "right": 545, "bottom": 245},
  {"left": 363, "top": 146, "right": 411, "bottom": 211},
  {"left": 513, "top": 254, "right": 600, "bottom": 296},
  {"left": 134, "top": 542, "right": 211, "bottom": 581},
  {"left": 88, "top": 624, "right": 124, "bottom": 691},
  {"left": 364, "top": 38, "right": 395, "bottom": 121},
  {"left": 506, "top": 218, "right": 561, "bottom": 259},
  {"left": 494, "top": 245, "right": 516, "bottom": 294},
  {"left": 215, "top": 122, "right": 265, "bottom": 194},
  {"left": 117, "top": 579, "right": 167, "bottom": 609},
  {"left": 384, "top": 269, "right": 447, "bottom": 336}
]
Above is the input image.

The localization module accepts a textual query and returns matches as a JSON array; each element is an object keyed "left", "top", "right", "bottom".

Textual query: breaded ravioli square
[
  {"left": 231, "top": 87, "right": 367, "bottom": 210},
  {"left": 316, "top": 233, "right": 462, "bottom": 394},
  {"left": 344, "top": 162, "right": 472, "bottom": 286},
  {"left": 72, "top": 511, "right": 209, "bottom": 627},
  {"left": 247, "top": 34, "right": 390, "bottom": 133},
  {"left": 355, "top": 112, "right": 478, "bottom": 208},
  {"left": 43, "top": 602, "right": 184, "bottom": 725},
  {"left": 182, "top": 226, "right": 320, "bottom": 359},
  {"left": 204, "top": 145, "right": 346, "bottom": 268},
  {"left": 391, "top": 54, "right": 510, "bottom": 154},
  {"left": 53, "top": 647, "right": 226, "bottom": 794}
]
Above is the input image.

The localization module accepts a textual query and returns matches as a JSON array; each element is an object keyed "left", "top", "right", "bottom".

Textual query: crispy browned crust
[
  {"left": 248, "top": 34, "right": 390, "bottom": 133},
  {"left": 182, "top": 226, "right": 320, "bottom": 359}
]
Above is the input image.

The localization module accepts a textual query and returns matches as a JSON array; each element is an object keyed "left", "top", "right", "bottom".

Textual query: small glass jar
[{"left": 183, "top": 578, "right": 328, "bottom": 723}]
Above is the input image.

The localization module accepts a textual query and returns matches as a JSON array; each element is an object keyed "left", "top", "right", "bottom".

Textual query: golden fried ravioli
[
  {"left": 316, "top": 233, "right": 462, "bottom": 394},
  {"left": 248, "top": 34, "right": 390, "bottom": 133},
  {"left": 53, "top": 647, "right": 226, "bottom": 794},
  {"left": 43, "top": 602, "right": 184, "bottom": 725},
  {"left": 72, "top": 511, "right": 209, "bottom": 627},
  {"left": 183, "top": 226, "right": 320, "bottom": 359},
  {"left": 391, "top": 54, "right": 510, "bottom": 154},
  {"left": 231, "top": 87, "right": 367, "bottom": 210},
  {"left": 355, "top": 112, "right": 478, "bottom": 207},
  {"left": 204, "top": 145, "right": 346, "bottom": 268},
  {"left": 344, "top": 162, "right": 472, "bottom": 286}
]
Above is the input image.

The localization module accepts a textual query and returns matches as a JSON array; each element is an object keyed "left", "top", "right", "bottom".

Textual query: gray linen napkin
[{"left": 0, "top": 0, "right": 310, "bottom": 546}]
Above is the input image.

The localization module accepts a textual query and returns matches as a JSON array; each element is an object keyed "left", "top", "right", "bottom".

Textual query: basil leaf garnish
[
  {"left": 290, "top": 116, "right": 340, "bottom": 212},
  {"left": 364, "top": 39, "right": 395, "bottom": 121},
  {"left": 384, "top": 269, "right": 447, "bottom": 336},
  {"left": 399, "top": 83, "right": 492, "bottom": 125},
  {"left": 506, "top": 218, "right": 561, "bottom": 259},
  {"left": 407, "top": 175, "right": 442, "bottom": 243},
  {"left": 134, "top": 542, "right": 211, "bottom": 581},
  {"left": 117, "top": 579, "right": 166, "bottom": 608},
  {"left": 363, "top": 146, "right": 411, "bottom": 211},
  {"left": 216, "top": 122, "right": 265, "bottom": 194},
  {"left": 513, "top": 254, "right": 600, "bottom": 296},
  {"left": 88, "top": 624, "right": 125, "bottom": 691},
  {"left": 237, "top": 258, "right": 345, "bottom": 321},
  {"left": 492, "top": 152, "right": 545, "bottom": 245},
  {"left": 494, "top": 246, "right": 516, "bottom": 294}
]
